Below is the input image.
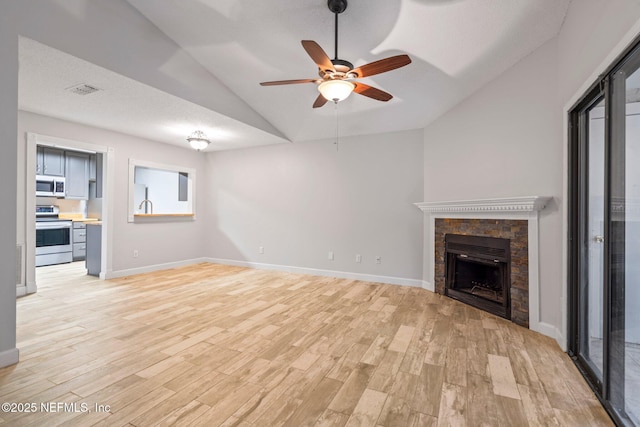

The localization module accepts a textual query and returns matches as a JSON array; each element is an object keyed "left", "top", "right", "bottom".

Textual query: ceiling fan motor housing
[
  {"left": 328, "top": 0, "right": 347, "bottom": 14},
  {"left": 331, "top": 59, "right": 354, "bottom": 73}
]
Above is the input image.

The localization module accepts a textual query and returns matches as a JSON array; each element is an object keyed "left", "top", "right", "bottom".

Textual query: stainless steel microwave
[{"left": 36, "top": 175, "right": 65, "bottom": 197}]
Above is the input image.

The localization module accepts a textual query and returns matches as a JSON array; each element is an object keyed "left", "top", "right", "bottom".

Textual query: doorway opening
[{"left": 23, "top": 133, "right": 113, "bottom": 295}]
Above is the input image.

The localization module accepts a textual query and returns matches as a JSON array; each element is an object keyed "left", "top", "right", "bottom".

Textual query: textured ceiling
[
  {"left": 18, "top": 38, "right": 288, "bottom": 152},
  {"left": 18, "top": 0, "right": 571, "bottom": 151}
]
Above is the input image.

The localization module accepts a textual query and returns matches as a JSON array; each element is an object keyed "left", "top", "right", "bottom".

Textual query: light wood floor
[{"left": 0, "top": 262, "right": 613, "bottom": 426}]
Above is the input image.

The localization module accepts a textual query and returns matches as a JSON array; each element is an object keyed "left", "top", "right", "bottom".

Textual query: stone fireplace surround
[
  {"left": 415, "top": 196, "right": 550, "bottom": 334},
  {"left": 437, "top": 218, "right": 528, "bottom": 326}
]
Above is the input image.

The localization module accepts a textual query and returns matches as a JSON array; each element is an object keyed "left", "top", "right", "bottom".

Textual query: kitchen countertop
[
  {"left": 133, "top": 213, "right": 194, "bottom": 217},
  {"left": 58, "top": 213, "right": 101, "bottom": 222}
]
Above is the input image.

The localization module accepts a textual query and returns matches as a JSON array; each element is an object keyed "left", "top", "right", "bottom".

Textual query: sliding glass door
[
  {"left": 569, "top": 39, "right": 640, "bottom": 426},
  {"left": 617, "top": 63, "right": 640, "bottom": 427},
  {"left": 575, "top": 95, "right": 606, "bottom": 389}
]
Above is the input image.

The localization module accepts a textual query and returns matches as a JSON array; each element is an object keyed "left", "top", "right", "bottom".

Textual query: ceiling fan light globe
[{"left": 318, "top": 80, "right": 355, "bottom": 102}]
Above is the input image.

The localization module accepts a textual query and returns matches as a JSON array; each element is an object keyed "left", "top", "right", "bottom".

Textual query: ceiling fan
[{"left": 260, "top": 0, "right": 412, "bottom": 108}]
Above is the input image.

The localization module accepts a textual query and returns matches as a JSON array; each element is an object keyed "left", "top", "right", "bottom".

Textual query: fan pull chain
[{"left": 334, "top": 100, "right": 339, "bottom": 152}]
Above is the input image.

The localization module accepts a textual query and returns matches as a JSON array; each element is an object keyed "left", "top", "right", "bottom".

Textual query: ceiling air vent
[{"left": 65, "top": 83, "right": 101, "bottom": 96}]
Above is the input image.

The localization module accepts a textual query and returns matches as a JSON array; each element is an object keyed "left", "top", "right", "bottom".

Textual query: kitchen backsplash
[{"left": 36, "top": 196, "right": 87, "bottom": 216}]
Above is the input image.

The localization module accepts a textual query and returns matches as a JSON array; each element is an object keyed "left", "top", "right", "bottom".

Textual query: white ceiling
[
  {"left": 18, "top": 38, "right": 288, "bottom": 151},
  {"left": 18, "top": 0, "right": 571, "bottom": 151}
]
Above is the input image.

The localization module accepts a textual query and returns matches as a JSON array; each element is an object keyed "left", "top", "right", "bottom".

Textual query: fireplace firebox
[{"left": 445, "top": 234, "right": 510, "bottom": 319}]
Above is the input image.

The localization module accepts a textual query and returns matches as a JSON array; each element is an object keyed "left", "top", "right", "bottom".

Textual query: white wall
[
  {"left": 204, "top": 129, "right": 424, "bottom": 285},
  {"left": 422, "top": 0, "right": 640, "bottom": 345},
  {"left": 0, "top": 1, "right": 19, "bottom": 368},
  {"left": 18, "top": 118, "right": 424, "bottom": 289},
  {"left": 17, "top": 111, "right": 209, "bottom": 278}
]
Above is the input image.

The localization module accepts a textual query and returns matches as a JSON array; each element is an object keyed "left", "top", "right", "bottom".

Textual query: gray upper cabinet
[
  {"left": 37, "top": 147, "right": 65, "bottom": 176},
  {"left": 89, "top": 154, "right": 97, "bottom": 181},
  {"left": 88, "top": 153, "right": 103, "bottom": 198},
  {"left": 95, "top": 153, "right": 103, "bottom": 199},
  {"left": 65, "top": 151, "right": 90, "bottom": 200}
]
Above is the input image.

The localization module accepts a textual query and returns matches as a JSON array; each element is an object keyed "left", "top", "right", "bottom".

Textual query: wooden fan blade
[
  {"left": 260, "top": 78, "right": 317, "bottom": 86},
  {"left": 351, "top": 55, "right": 411, "bottom": 78},
  {"left": 301, "top": 40, "right": 335, "bottom": 73},
  {"left": 313, "top": 93, "right": 328, "bottom": 108},
  {"left": 353, "top": 83, "right": 393, "bottom": 102}
]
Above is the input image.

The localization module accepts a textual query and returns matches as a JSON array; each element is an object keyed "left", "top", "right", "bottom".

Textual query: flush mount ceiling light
[{"left": 186, "top": 130, "right": 210, "bottom": 151}]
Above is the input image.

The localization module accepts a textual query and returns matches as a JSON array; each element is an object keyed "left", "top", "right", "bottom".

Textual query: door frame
[
  {"left": 568, "top": 84, "right": 607, "bottom": 396},
  {"left": 25, "top": 132, "right": 114, "bottom": 292}
]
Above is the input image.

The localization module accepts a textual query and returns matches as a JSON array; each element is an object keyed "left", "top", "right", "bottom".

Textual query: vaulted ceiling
[{"left": 18, "top": 0, "right": 572, "bottom": 150}]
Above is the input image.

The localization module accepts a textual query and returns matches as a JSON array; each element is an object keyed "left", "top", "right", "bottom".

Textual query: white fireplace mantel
[
  {"left": 415, "top": 196, "right": 553, "bottom": 338},
  {"left": 414, "top": 196, "right": 551, "bottom": 214}
]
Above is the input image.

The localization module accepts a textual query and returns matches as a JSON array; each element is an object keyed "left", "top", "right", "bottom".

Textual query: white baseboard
[
  {"left": 531, "top": 321, "right": 565, "bottom": 350},
  {"left": 421, "top": 280, "right": 434, "bottom": 292},
  {"left": 105, "top": 257, "right": 424, "bottom": 288},
  {"left": 555, "top": 331, "right": 567, "bottom": 352},
  {"left": 206, "top": 257, "right": 424, "bottom": 288},
  {"left": 0, "top": 348, "right": 19, "bottom": 368},
  {"left": 17, "top": 281, "right": 37, "bottom": 297},
  {"left": 105, "top": 257, "right": 211, "bottom": 279}
]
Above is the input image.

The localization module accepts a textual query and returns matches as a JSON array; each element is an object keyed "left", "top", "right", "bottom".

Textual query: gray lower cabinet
[
  {"left": 86, "top": 223, "right": 101, "bottom": 277},
  {"left": 72, "top": 222, "right": 87, "bottom": 261}
]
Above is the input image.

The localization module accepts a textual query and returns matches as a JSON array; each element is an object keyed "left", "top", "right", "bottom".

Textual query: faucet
[{"left": 138, "top": 199, "right": 153, "bottom": 214}]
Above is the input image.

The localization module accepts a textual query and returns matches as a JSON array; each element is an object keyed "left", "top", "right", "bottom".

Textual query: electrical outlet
[
  {"left": 259, "top": 246, "right": 264, "bottom": 254},
  {"left": 375, "top": 256, "right": 381, "bottom": 264},
  {"left": 133, "top": 249, "right": 139, "bottom": 258},
  {"left": 328, "top": 251, "right": 334, "bottom": 261},
  {"left": 356, "top": 254, "right": 362, "bottom": 263}
]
